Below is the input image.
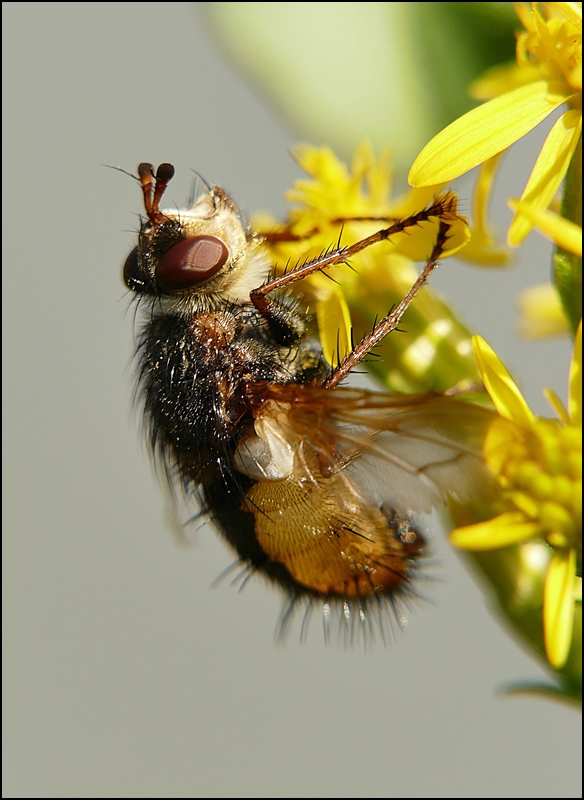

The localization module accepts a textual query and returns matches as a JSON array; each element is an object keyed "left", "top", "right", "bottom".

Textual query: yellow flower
[
  {"left": 255, "top": 143, "right": 479, "bottom": 393},
  {"left": 450, "top": 321, "right": 582, "bottom": 669},
  {"left": 456, "top": 153, "right": 512, "bottom": 267},
  {"left": 409, "top": 2, "right": 582, "bottom": 248}
]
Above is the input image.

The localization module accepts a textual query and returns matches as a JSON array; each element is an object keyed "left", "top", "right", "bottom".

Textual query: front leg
[{"left": 250, "top": 192, "right": 460, "bottom": 385}]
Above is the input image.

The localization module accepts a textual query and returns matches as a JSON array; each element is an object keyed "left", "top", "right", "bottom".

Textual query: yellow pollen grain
[
  {"left": 567, "top": 450, "right": 582, "bottom": 480},
  {"left": 510, "top": 491, "right": 540, "bottom": 519},
  {"left": 540, "top": 501, "right": 575, "bottom": 537},
  {"left": 531, "top": 471, "right": 555, "bottom": 501},
  {"left": 559, "top": 426, "right": 581, "bottom": 449},
  {"left": 553, "top": 474, "right": 576, "bottom": 507},
  {"left": 508, "top": 458, "right": 538, "bottom": 486},
  {"left": 539, "top": 435, "right": 564, "bottom": 475}
]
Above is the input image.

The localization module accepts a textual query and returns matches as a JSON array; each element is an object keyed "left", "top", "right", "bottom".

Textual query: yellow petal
[
  {"left": 472, "top": 336, "right": 536, "bottom": 424},
  {"left": 509, "top": 198, "right": 583, "bottom": 255},
  {"left": 569, "top": 319, "right": 582, "bottom": 426},
  {"left": 441, "top": 214, "right": 472, "bottom": 258},
  {"left": 508, "top": 110, "right": 582, "bottom": 245},
  {"left": 472, "top": 152, "right": 504, "bottom": 243},
  {"left": 458, "top": 150, "right": 512, "bottom": 267},
  {"left": 544, "top": 387, "right": 570, "bottom": 424},
  {"left": 555, "top": 2, "right": 583, "bottom": 29},
  {"left": 543, "top": 548, "right": 577, "bottom": 668},
  {"left": 470, "top": 62, "right": 542, "bottom": 100},
  {"left": 292, "top": 144, "right": 349, "bottom": 184},
  {"left": 483, "top": 416, "right": 525, "bottom": 475},
  {"left": 316, "top": 285, "right": 352, "bottom": 367},
  {"left": 514, "top": 2, "right": 536, "bottom": 32},
  {"left": 408, "top": 81, "right": 569, "bottom": 186},
  {"left": 450, "top": 512, "right": 541, "bottom": 549},
  {"left": 455, "top": 233, "right": 511, "bottom": 267},
  {"left": 350, "top": 140, "right": 376, "bottom": 178},
  {"left": 516, "top": 283, "right": 571, "bottom": 339},
  {"left": 362, "top": 145, "right": 394, "bottom": 206}
]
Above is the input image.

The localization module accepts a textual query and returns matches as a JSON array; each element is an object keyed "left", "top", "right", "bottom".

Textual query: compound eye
[
  {"left": 122, "top": 246, "right": 140, "bottom": 289},
  {"left": 156, "top": 235, "right": 229, "bottom": 290}
]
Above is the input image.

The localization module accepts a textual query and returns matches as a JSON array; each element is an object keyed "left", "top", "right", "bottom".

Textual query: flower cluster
[
  {"left": 410, "top": 3, "right": 582, "bottom": 343},
  {"left": 408, "top": 11, "right": 582, "bottom": 677},
  {"left": 247, "top": 2, "right": 582, "bottom": 696},
  {"left": 451, "top": 326, "right": 582, "bottom": 670},
  {"left": 255, "top": 144, "right": 477, "bottom": 394},
  {"left": 409, "top": 2, "right": 581, "bottom": 252}
]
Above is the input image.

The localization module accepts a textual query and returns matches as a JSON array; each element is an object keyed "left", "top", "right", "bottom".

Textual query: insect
[{"left": 122, "top": 162, "right": 495, "bottom": 640}]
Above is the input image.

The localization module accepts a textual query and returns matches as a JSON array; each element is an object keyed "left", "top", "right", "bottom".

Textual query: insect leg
[
  {"left": 250, "top": 192, "right": 458, "bottom": 321},
  {"left": 323, "top": 215, "right": 452, "bottom": 388}
]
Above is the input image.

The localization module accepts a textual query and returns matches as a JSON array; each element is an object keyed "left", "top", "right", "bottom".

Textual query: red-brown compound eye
[{"left": 156, "top": 235, "right": 229, "bottom": 290}]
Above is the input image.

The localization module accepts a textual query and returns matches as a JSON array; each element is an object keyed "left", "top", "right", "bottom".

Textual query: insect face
[
  {"left": 124, "top": 165, "right": 269, "bottom": 313},
  {"left": 123, "top": 162, "right": 495, "bottom": 640}
]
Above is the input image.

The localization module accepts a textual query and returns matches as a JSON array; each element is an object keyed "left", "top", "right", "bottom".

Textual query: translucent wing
[
  {"left": 230, "top": 383, "right": 498, "bottom": 601},
  {"left": 244, "top": 383, "right": 497, "bottom": 516}
]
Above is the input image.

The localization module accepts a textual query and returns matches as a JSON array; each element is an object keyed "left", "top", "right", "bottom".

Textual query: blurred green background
[{"left": 207, "top": 2, "right": 517, "bottom": 173}]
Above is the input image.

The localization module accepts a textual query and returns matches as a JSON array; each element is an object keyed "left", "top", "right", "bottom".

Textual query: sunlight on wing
[{"left": 252, "top": 385, "right": 497, "bottom": 516}]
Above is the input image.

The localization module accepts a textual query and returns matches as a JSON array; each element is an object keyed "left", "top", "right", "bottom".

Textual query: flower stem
[{"left": 554, "top": 131, "right": 582, "bottom": 336}]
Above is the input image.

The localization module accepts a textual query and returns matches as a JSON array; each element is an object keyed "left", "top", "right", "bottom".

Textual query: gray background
[{"left": 3, "top": 3, "right": 581, "bottom": 798}]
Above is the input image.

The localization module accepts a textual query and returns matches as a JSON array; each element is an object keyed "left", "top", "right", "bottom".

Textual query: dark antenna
[{"left": 137, "top": 162, "right": 175, "bottom": 224}]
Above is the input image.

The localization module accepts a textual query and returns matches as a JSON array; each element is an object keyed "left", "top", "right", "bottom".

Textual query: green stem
[
  {"left": 461, "top": 546, "right": 582, "bottom": 704},
  {"left": 553, "top": 131, "right": 582, "bottom": 336}
]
